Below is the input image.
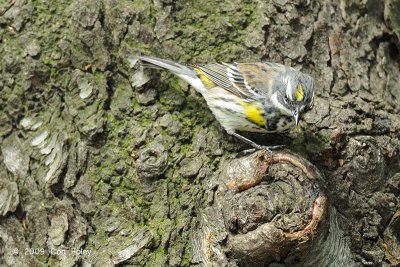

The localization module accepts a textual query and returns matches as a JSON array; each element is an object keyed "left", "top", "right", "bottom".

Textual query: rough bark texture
[{"left": 1, "top": 0, "right": 400, "bottom": 266}]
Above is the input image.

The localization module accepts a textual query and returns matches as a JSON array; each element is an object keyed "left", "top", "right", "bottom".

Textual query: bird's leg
[{"left": 230, "top": 132, "right": 285, "bottom": 154}]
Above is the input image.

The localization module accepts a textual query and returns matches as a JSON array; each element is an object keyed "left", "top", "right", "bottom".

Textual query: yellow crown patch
[{"left": 295, "top": 84, "right": 304, "bottom": 101}]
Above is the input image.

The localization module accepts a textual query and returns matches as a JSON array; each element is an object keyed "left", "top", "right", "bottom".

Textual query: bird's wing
[
  {"left": 234, "top": 63, "right": 284, "bottom": 97},
  {"left": 196, "top": 63, "right": 281, "bottom": 100}
]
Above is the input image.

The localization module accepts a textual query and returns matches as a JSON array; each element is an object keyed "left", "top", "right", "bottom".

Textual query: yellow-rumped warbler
[{"left": 135, "top": 56, "right": 315, "bottom": 150}]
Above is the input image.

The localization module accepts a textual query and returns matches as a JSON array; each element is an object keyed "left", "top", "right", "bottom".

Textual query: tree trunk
[{"left": 0, "top": 0, "right": 399, "bottom": 266}]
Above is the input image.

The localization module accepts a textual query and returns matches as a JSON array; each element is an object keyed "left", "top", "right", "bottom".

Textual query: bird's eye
[{"left": 284, "top": 95, "right": 289, "bottom": 102}]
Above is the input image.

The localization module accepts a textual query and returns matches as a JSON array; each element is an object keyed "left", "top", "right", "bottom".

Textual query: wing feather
[
  {"left": 196, "top": 62, "right": 282, "bottom": 101},
  {"left": 198, "top": 64, "right": 231, "bottom": 88},
  {"left": 197, "top": 63, "right": 258, "bottom": 100}
]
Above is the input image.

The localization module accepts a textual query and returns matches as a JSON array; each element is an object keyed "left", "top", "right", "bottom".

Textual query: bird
[{"left": 134, "top": 56, "right": 315, "bottom": 151}]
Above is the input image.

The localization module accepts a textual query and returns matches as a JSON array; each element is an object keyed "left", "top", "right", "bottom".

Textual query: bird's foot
[{"left": 240, "top": 145, "right": 286, "bottom": 155}]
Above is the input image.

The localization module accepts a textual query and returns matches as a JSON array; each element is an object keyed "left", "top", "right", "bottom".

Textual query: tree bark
[{"left": 0, "top": 0, "right": 399, "bottom": 266}]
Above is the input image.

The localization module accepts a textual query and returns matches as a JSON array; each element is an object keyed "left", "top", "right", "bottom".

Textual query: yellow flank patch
[
  {"left": 240, "top": 100, "right": 266, "bottom": 127},
  {"left": 194, "top": 68, "right": 214, "bottom": 88},
  {"left": 295, "top": 84, "right": 304, "bottom": 101}
]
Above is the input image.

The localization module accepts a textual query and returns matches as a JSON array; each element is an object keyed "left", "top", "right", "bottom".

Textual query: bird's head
[{"left": 273, "top": 71, "right": 315, "bottom": 125}]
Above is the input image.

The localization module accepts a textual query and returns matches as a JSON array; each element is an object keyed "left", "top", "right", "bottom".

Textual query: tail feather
[
  {"left": 141, "top": 62, "right": 164, "bottom": 70},
  {"left": 136, "top": 56, "right": 206, "bottom": 94},
  {"left": 137, "top": 56, "right": 197, "bottom": 78}
]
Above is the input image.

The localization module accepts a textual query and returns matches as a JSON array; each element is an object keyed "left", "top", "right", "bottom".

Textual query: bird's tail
[{"left": 135, "top": 56, "right": 206, "bottom": 94}]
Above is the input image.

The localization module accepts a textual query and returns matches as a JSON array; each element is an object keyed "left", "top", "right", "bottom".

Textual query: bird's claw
[{"left": 240, "top": 145, "right": 286, "bottom": 155}]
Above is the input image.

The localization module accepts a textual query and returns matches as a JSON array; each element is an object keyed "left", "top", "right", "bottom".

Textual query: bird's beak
[{"left": 293, "top": 108, "right": 300, "bottom": 126}]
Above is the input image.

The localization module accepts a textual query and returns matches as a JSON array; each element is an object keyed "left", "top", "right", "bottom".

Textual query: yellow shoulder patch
[
  {"left": 239, "top": 100, "right": 266, "bottom": 127},
  {"left": 295, "top": 84, "right": 304, "bottom": 101},
  {"left": 194, "top": 68, "right": 214, "bottom": 88}
]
